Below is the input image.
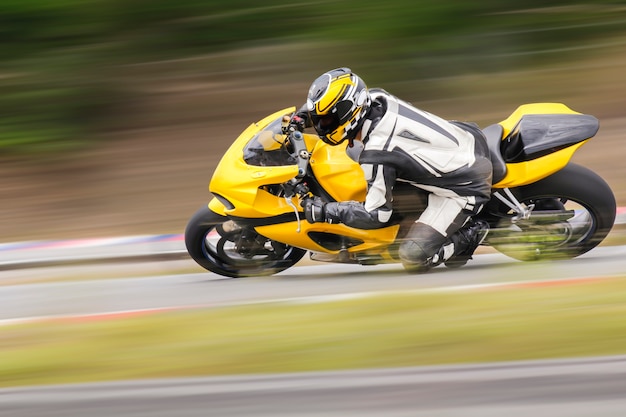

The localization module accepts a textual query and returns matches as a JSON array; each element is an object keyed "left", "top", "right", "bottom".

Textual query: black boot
[{"left": 444, "top": 219, "right": 489, "bottom": 269}]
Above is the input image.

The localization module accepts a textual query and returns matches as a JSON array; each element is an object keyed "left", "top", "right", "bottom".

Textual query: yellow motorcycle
[{"left": 185, "top": 103, "right": 615, "bottom": 277}]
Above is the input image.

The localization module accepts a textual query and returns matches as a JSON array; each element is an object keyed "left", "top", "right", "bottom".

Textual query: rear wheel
[
  {"left": 184, "top": 205, "right": 306, "bottom": 278},
  {"left": 487, "top": 163, "right": 616, "bottom": 261}
]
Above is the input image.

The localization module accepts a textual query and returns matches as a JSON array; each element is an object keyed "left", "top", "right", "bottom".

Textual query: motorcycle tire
[
  {"left": 488, "top": 163, "right": 616, "bottom": 261},
  {"left": 184, "top": 205, "right": 307, "bottom": 278}
]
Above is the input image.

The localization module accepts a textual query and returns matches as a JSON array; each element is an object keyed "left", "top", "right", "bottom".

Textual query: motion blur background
[{"left": 2, "top": 0, "right": 625, "bottom": 242}]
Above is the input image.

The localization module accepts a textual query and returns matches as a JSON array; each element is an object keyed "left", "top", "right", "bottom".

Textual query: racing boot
[{"left": 444, "top": 219, "right": 489, "bottom": 269}]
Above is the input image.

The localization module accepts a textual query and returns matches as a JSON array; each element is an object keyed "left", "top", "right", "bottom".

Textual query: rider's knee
[
  {"left": 399, "top": 239, "right": 432, "bottom": 273},
  {"left": 398, "top": 222, "right": 446, "bottom": 273}
]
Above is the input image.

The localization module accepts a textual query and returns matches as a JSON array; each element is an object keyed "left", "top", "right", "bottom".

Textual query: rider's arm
[
  {"left": 324, "top": 201, "right": 389, "bottom": 229},
  {"left": 324, "top": 162, "right": 396, "bottom": 229}
]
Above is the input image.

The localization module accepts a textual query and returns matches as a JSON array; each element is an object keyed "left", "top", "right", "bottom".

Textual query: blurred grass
[
  {"left": 2, "top": 1, "right": 626, "bottom": 152},
  {"left": 2, "top": 277, "right": 626, "bottom": 387}
]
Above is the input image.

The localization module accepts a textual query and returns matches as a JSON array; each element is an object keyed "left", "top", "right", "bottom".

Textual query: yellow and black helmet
[{"left": 306, "top": 68, "right": 371, "bottom": 146}]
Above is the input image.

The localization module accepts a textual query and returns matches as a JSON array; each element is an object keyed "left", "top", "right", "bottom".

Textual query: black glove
[
  {"left": 301, "top": 197, "right": 326, "bottom": 223},
  {"left": 287, "top": 114, "right": 307, "bottom": 133}
]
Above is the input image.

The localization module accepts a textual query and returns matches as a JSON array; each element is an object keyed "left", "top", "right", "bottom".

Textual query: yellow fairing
[
  {"left": 308, "top": 138, "right": 367, "bottom": 202},
  {"left": 493, "top": 141, "right": 588, "bottom": 188},
  {"left": 210, "top": 107, "right": 301, "bottom": 218},
  {"left": 256, "top": 222, "right": 399, "bottom": 254},
  {"left": 208, "top": 197, "right": 226, "bottom": 215},
  {"left": 493, "top": 103, "right": 588, "bottom": 188},
  {"left": 211, "top": 158, "right": 300, "bottom": 218}
]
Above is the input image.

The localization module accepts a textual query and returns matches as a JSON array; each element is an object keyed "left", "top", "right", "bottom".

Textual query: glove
[
  {"left": 284, "top": 106, "right": 310, "bottom": 132},
  {"left": 301, "top": 197, "right": 326, "bottom": 223},
  {"left": 287, "top": 114, "right": 307, "bottom": 133}
]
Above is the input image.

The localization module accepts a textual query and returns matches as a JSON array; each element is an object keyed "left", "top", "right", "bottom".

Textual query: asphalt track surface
[
  {"left": 2, "top": 245, "right": 626, "bottom": 322},
  {"left": 2, "top": 245, "right": 626, "bottom": 416},
  {"left": 3, "top": 355, "right": 626, "bottom": 416}
]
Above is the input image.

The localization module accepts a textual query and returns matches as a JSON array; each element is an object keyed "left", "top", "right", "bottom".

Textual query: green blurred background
[{"left": 1, "top": 0, "right": 626, "bottom": 241}]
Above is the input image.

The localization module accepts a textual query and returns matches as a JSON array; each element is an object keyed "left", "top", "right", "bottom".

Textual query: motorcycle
[{"left": 185, "top": 103, "right": 616, "bottom": 277}]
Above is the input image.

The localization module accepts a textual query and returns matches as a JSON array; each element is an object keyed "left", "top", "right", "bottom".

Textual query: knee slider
[
  {"left": 399, "top": 239, "right": 432, "bottom": 265},
  {"left": 398, "top": 222, "right": 447, "bottom": 272}
]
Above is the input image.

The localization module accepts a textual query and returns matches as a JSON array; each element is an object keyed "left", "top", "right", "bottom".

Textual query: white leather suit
[{"left": 323, "top": 89, "right": 493, "bottom": 269}]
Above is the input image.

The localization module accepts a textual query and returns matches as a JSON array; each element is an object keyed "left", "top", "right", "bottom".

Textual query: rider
[{"left": 289, "top": 67, "right": 493, "bottom": 272}]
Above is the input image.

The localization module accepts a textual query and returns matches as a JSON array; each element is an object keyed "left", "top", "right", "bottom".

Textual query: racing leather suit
[{"left": 322, "top": 89, "right": 493, "bottom": 269}]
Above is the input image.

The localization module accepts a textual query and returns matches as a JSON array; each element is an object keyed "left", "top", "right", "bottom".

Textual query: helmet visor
[{"left": 311, "top": 113, "right": 340, "bottom": 137}]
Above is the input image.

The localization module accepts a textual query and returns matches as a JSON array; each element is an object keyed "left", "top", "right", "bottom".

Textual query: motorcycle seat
[
  {"left": 482, "top": 123, "right": 507, "bottom": 184},
  {"left": 499, "top": 114, "right": 599, "bottom": 163}
]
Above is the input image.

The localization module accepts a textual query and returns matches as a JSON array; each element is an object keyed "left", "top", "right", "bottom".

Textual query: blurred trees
[{"left": 1, "top": 0, "right": 625, "bottom": 152}]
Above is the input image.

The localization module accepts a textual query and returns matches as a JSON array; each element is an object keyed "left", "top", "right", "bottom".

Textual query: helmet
[{"left": 306, "top": 68, "right": 371, "bottom": 146}]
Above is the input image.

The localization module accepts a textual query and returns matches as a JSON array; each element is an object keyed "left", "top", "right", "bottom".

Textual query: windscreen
[{"left": 243, "top": 117, "right": 297, "bottom": 167}]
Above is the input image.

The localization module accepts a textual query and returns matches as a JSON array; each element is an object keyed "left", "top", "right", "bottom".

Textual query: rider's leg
[{"left": 399, "top": 193, "right": 488, "bottom": 272}]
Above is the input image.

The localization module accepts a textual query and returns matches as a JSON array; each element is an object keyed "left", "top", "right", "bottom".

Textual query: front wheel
[
  {"left": 184, "top": 205, "right": 306, "bottom": 278},
  {"left": 487, "top": 163, "right": 616, "bottom": 261}
]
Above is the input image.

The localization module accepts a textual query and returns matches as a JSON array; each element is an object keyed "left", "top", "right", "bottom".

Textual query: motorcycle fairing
[
  {"left": 255, "top": 221, "right": 399, "bottom": 254},
  {"left": 207, "top": 107, "right": 397, "bottom": 254},
  {"left": 308, "top": 136, "right": 367, "bottom": 202},
  {"left": 210, "top": 107, "right": 304, "bottom": 218},
  {"left": 491, "top": 103, "right": 598, "bottom": 188}
]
